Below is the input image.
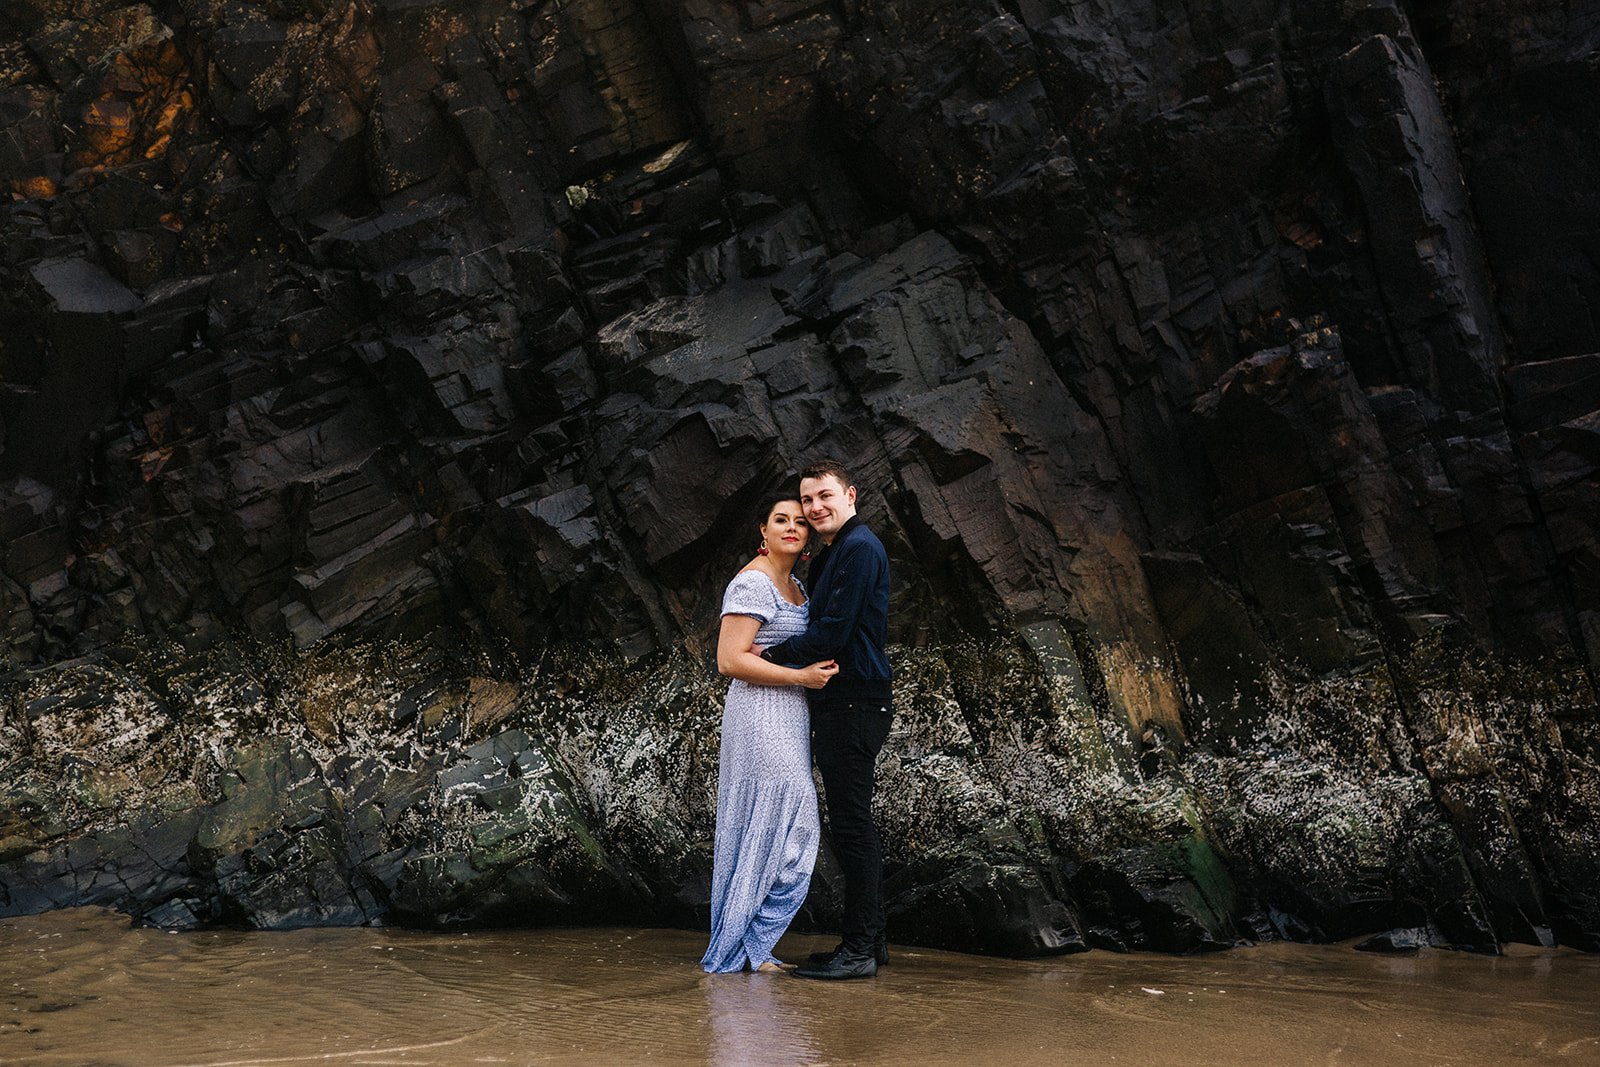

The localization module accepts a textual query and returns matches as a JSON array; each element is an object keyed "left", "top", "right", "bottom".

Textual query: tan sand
[{"left": 2, "top": 907, "right": 1597, "bottom": 1066}]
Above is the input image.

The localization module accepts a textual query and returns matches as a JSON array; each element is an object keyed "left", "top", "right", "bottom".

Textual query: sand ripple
[{"left": 3, "top": 908, "right": 1597, "bottom": 1066}]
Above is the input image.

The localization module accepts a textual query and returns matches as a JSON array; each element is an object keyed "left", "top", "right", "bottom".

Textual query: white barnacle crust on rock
[{"left": 0, "top": 0, "right": 1597, "bottom": 955}]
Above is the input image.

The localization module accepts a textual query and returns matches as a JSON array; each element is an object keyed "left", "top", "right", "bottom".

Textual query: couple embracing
[{"left": 700, "top": 459, "right": 892, "bottom": 980}]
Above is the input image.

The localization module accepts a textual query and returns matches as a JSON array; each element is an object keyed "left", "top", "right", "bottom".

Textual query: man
[{"left": 759, "top": 459, "right": 893, "bottom": 980}]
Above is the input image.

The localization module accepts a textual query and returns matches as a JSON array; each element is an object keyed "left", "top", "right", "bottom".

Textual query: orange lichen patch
[
  {"left": 1274, "top": 211, "right": 1325, "bottom": 251},
  {"left": 143, "top": 408, "right": 173, "bottom": 447},
  {"left": 66, "top": 38, "right": 197, "bottom": 173},
  {"left": 11, "top": 175, "right": 58, "bottom": 200},
  {"left": 82, "top": 97, "right": 139, "bottom": 158},
  {"left": 641, "top": 139, "right": 691, "bottom": 174},
  {"left": 143, "top": 86, "right": 193, "bottom": 158},
  {"left": 84, "top": 97, "right": 135, "bottom": 128},
  {"left": 139, "top": 447, "right": 174, "bottom": 483},
  {"left": 414, "top": 9, "right": 470, "bottom": 66}
]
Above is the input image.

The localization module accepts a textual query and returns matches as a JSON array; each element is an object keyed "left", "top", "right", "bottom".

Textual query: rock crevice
[{"left": 0, "top": 0, "right": 1596, "bottom": 953}]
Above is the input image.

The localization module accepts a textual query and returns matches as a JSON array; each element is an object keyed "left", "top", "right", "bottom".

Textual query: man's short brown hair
[{"left": 799, "top": 458, "right": 854, "bottom": 488}]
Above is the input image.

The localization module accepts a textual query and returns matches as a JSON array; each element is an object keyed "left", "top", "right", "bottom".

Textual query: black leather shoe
[
  {"left": 807, "top": 940, "right": 890, "bottom": 966},
  {"left": 793, "top": 948, "right": 877, "bottom": 980}
]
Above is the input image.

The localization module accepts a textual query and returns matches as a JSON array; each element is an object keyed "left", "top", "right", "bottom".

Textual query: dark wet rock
[
  {"left": 0, "top": 0, "right": 1596, "bottom": 957},
  {"left": 1354, "top": 926, "right": 1437, "bottom": 953},
  {"left": 28, "top": 257, "right": 143, "bottom": 315},
  {"left": 381, "top": 728, "right": 641, "bottom": 924},
  {"left": 886, "top": 858, "right": 1086, "bottom": 958},
  {"left": 1327, "top": 33, "right": 1504, "bottom": 415},
  {"left": 0, "top": 808, "right": 202, "bottom": 920},
  {"left": 189, "top": 738, "right": 364, "bottom": 928},
  {"left": 1067, "top": 841, "right": 1242, "bottom": 954}
]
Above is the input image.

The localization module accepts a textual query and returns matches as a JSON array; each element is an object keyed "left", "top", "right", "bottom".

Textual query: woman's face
[{"left": 762, "top": 500, "right": 810, "bottom": 555}]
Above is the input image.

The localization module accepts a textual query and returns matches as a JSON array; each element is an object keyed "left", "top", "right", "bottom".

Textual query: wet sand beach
[{"left": 2, "top": 907, "right": 1597, "bottom": 1066}]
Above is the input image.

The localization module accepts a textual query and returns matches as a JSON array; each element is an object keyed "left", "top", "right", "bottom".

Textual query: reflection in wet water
[
  {"left": 2, "top": 907, "right": 1598, "bottom": 1066},
  {"left": 703, "top": 965, "right": 825, "bottom": 1066}
]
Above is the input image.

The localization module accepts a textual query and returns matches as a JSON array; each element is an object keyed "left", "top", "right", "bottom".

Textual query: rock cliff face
[{"left": 1, "top": 0, "right": 1596, "bottom": 954}]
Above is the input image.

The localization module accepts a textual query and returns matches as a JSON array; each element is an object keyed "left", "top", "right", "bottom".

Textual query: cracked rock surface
[{"left": 0, "top": 0, "right": 1596, "bottom": 953}]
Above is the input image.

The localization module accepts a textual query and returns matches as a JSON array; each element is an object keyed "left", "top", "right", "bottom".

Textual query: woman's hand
[{"left": 795, "top": 660, "right": 839, "bottom": 689}]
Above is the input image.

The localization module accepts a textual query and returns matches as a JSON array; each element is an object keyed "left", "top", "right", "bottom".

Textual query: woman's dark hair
[{"left": 756, "top": 494, "right": 804, "bottom": 525}]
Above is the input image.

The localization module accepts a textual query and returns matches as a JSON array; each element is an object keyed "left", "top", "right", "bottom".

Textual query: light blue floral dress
[{"left": 701, "top": 570, "right": 820, "bottom": 973}]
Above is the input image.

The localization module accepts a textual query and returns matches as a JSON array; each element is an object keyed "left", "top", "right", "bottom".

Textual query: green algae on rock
[{"left": 1, "top": 0, "right": 1598, "bottom": 955}]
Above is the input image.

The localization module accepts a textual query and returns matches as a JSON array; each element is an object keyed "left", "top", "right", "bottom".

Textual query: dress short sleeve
[{"left": 721, "top": 571, "right": 777, "bottom": 624}]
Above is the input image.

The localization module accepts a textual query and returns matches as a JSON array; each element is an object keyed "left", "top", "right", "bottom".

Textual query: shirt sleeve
[
  {"left": 721, "top": 572, "right": 776, "bottom": 624},
  {"left": 762, "top": 542, "right": 878, "bottom": 665}
]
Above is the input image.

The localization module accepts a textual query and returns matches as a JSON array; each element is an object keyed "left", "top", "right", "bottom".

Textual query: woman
[{"left": 701, "top": 496, "right": 838, "bottom": 974}]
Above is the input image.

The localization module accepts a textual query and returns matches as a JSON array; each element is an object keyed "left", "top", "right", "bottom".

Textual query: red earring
[
  {"left": 800, "top": 550, "right": 811, "bottom": 561},
  {"left": 758, "top": 539, "right": 769, "bottom": 556}
]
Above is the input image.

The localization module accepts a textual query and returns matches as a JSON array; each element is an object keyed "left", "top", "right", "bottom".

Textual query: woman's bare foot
[{"left": 755, "top": 960, "right": 794, "bottom": 973}]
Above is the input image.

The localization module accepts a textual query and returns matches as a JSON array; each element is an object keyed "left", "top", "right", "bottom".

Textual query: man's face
[{"left": 799, "top": 474, "right": 857, "bottom": 542}]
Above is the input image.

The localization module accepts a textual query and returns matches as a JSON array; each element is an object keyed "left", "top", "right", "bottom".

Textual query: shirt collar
[{"left": 826, "top": 513, "right": 862, "bottom": 548}]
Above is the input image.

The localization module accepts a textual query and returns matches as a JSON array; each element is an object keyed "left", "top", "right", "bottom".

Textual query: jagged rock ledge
[
  {"left": 1, "top": 0, "right": 1598, "bottom": 954},
  {"left": 2, "top": 631, "right": 1594, "bottom": 955}
]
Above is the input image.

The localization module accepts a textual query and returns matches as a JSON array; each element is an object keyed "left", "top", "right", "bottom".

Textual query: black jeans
[{"left": 811, "top": 698, "right": 893, "bottom": 952}]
